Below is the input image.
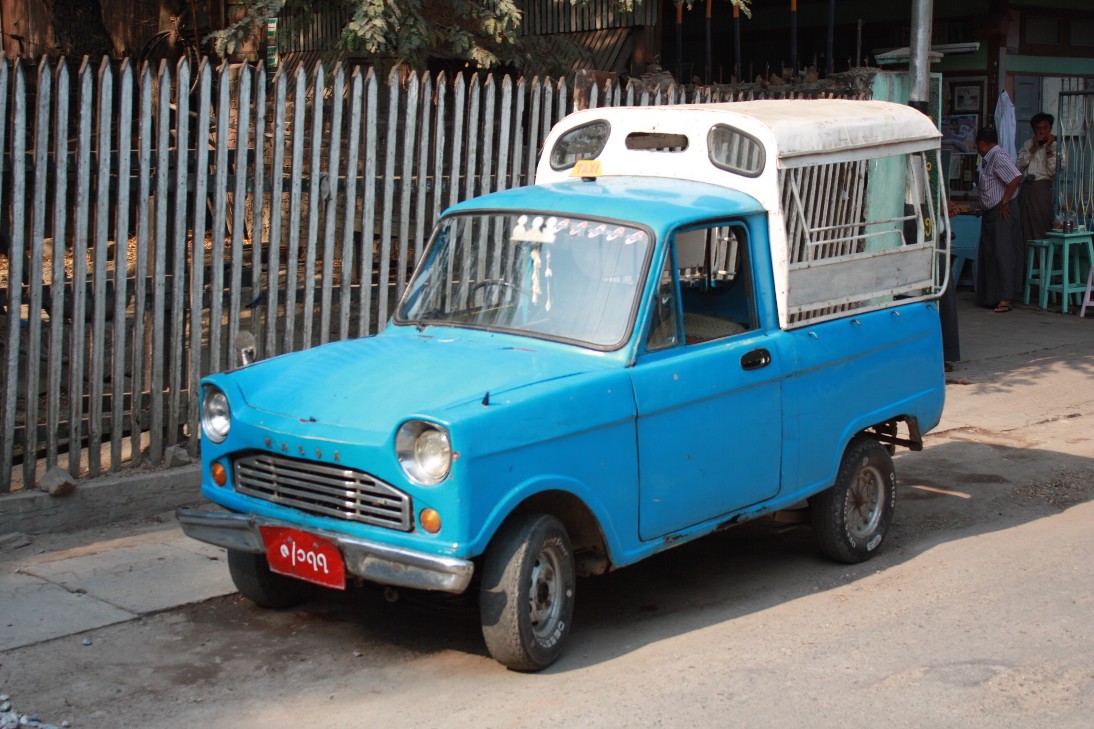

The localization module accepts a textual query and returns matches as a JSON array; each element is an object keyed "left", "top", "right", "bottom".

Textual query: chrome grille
[{"left": 234, "top": 453, "right": 412, "bottom": 531}]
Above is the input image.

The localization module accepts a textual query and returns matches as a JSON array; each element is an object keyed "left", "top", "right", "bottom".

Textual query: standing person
[
  {"left": 975, "top": 127, "right": 1024, "bottom": 313},
  {"left": 1017, "top": 113, "right": 1058, "bottom": 251},
  {"left": 940, "top": 200, "right": 963, "bottom": 371}
]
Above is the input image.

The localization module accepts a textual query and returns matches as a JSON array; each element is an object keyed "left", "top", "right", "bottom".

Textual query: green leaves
[{"left": 210, "top": 0, "right": 753, "bottom": 73}]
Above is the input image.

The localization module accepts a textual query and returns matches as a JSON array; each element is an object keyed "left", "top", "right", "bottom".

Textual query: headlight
[
  {"left": 396, "top": 421, "right": 451, "bottom": 485},
  {"left": 201, "top": 385, "right": 231, "bottom": 444}
]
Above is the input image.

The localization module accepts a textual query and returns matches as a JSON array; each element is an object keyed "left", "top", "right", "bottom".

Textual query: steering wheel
[{"left": 470, "top": 279, "right": 530, "bottom": 306}]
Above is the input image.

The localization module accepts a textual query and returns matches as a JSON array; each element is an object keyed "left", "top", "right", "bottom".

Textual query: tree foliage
[{"left": 212, "top": 0, "right": 751, "bottom": 74}]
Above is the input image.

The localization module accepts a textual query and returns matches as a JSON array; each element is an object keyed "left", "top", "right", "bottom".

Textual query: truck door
[{"left": 630, "top": 222, "right": 784, "bottom": 540}]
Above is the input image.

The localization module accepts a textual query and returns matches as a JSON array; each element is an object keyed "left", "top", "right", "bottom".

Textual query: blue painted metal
[{"left": 193, "top": 174, "right": 946, "bottom": 583}]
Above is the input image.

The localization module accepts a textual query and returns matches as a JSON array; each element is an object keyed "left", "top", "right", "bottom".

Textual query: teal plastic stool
[
  {"left": 1044, "top": 231, "right": 1094, "bottom": 314},
  {"left": 1023, "top": 239, "right": 1051, "bottom": 308}
]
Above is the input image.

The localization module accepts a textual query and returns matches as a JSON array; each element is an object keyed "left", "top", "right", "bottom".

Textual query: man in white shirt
[{"left": 1017, "top": 113, "right": 1057, "bottom": 256}]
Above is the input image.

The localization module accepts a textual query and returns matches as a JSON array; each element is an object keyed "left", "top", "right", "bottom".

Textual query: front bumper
[{"left": 176, "top": 507, "right": 474, "bottom": 594}]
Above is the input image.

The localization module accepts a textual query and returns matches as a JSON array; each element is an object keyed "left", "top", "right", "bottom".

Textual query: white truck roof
[
  {"left": 535, "top": 99, "right": 946, "bottom": 330},
  {"left": 538, "top": 97, "right": 940, "bottom": 170},
  {"left": 536, "top": 99, "right": 941, "bottom": 185}
]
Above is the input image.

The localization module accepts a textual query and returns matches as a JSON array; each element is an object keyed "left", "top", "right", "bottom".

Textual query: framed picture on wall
[
  {"left": 952, "top": 83, "right": 983, "bottom": 113},
  {"left": 941, "top": 114, "right": 978, "bottom": 154}
]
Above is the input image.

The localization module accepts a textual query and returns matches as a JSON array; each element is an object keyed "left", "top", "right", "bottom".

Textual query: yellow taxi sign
[{"left": 570, "top": 159, "right": 602, "bottom": 179}]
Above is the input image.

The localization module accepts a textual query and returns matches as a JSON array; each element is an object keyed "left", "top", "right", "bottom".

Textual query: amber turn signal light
[
  {"left": 420, "top": 508, "right": 441, "bottom": 534},
  {"left": 211, "top": 461, "right": 228, "bottom": 486}
]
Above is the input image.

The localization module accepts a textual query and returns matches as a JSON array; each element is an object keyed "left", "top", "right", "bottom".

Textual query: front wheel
[
  {"left": 811, "top": 437, "right": 896, "bottom": 564},
  {"left": 227, "top": 549, "right": 315, "bottom": 608},
  {"left": 480, "top": 514, "right": 576, "bottom": 671}
]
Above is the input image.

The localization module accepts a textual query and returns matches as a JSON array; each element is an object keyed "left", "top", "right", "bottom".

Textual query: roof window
[
  {"left": 550, "top": 120, "right": 611, "bottom": 170},
  {"left": 708, "top": 124, "right": 765, "bottom": 177}
]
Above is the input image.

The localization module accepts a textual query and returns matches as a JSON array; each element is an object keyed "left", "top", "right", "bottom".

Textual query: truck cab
[{"left": 179, "top": 99, "right": 948, "bottom": 671}]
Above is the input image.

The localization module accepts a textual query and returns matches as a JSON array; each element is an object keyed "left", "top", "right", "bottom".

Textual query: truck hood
[{"left": 227, "top": 331, "right": 605, "bottom": 431}]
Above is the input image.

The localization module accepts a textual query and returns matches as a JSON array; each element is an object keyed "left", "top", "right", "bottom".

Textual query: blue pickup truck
[{"left": 179, "top": 99, "right": 948, "bottom": 671}]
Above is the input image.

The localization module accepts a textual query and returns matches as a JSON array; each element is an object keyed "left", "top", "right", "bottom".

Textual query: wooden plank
[
  {"left": 449, "top": 74, "right": 468, "bottom": 305},
  {"left": 208, "top": 63, "right": 233, "bottom": 372},
  {"left": 338, "top": 68, "right": 363, "bottom": 342},
  {"left": 398, "top": 71, "right": 419, "bottom": 296},
  {"left": 466, "top": 74, "right": 485, "bottom": 287},
  {"left": 87, "top": 58, "right": 113, "bottom": 474},
  {"left": 448, "top": 73, "right": 466, "bottom": 213},
  {"left": 182, "top": 61, "right": 210, "bottom": 455},
  {"left": 431, "top": 72, "right": 447, "bottom": 234},
  {"left": 357, "top": 68, "right": 378, "bottom": 338},
  {"left": 70, "top": 59, "right": 94, "bottom": 476},
  {"left": 284, "top": 67, "right": 307, "bottom": 350},
  {"left": 227, "top": 65, "right": 253, "bottom": 369},
  {"left": 465, "top": 73, "right": 481, "bottom": 204},
  {"left": 319, "top": 64, "right": 345, "bottom": 346},
  {"left": 110, "top": 61, "right": 134, "bottom": 463},
  {"left": 378, "top": 67, "right": 399, "bottom": 326},
  {"left": 149, "top": 59, "right": 174, "bottom": 464},
  {"left": 263, "top": 69, "right": 287, "bottom": 357},
  {"left": 414, "top": 72, "right": 433, "bottom": 266},
  {"left": 1, "top": 64, "right": 25, "bottom": 492},
  {"left": 496, "top": 75, "right": 513, "bottom": 193},
  {"left": 556, "top": 76, "right": 568, "bottom": 126},
  {"left": 167, "top": 58, "right": 192, "bottom": 456},
  {"left": 48, "top": 61, "right": 70, "bottom": 471},
  {"left": 526, "top": 76, "right": 541, "bottom": 185},
  {"left": 23, "top": 59, "right": 52, "bottom": 485},
  {"left": 480, "top": 74, "right": 495, "bottom": 198},
  {"left": 510, "top": 77, "right": 526, "bottom": 188},
  {"left": 249, "top": 62, "right": 269, "bottom": 355},
  {"left": 301, "top": 63, "right": 325, "bottom": 350},
  {"left": 542, "top": 76, "right": 555, "bottom": 146}
]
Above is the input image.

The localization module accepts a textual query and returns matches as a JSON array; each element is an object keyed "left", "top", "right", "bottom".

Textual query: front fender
[{"left": 465, "top": 472, "right": 633, "bottom": 567}]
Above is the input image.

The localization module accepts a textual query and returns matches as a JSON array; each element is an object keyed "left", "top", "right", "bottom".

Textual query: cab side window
[
  {"left": 676, "top": 224, "right": 757, "bottom": 344},
  {"left": 645, "top": 253, "right": 679, "bottom": 351}
]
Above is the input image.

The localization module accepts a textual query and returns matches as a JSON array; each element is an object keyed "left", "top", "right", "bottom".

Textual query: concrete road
[{"left": 1, "top": 293, "right": 1092, "bottom": 728}]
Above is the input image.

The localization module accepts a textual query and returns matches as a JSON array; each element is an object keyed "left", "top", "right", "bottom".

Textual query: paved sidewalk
[
  {"left": 1, "top": 292, "right": 1091, "bottom": 653},
  {"left": 0, "top": 516, "right": 234, "bottom": 651}
]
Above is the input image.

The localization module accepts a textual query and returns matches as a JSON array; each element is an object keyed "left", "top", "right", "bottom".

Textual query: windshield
[{"left": 397, "top": 212, "right": 654, "bottom": 348}]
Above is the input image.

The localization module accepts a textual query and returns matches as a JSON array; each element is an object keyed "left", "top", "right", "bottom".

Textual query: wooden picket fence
[{"left": 0, "top": 56, "right": 871, "bottom": 493}]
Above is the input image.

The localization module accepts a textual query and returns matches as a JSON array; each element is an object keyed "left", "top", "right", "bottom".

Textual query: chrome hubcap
[
  {"left": 846, "top": 463, "right": 885, "bottom": 540},
  {"left": 528, "top": 545, "right": 563, "bottom": 640}
]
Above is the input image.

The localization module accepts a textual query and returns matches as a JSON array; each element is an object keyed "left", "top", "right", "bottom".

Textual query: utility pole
[
  {"left": 908, "top": 0, "right": 961, "bottom": 367},
  {"left": 908, "top": 0, "right": 932, "bottom": 113}
]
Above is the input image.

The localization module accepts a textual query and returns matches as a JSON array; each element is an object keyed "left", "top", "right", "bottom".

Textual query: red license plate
[{"left": 260, "top": 526, "right": 346, "bottom": 591}]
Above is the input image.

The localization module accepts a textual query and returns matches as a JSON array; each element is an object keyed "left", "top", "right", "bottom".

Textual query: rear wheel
[
  {"left": 227, "top": 549, "right": 315, "bottom": 608},
  {"left": 811, "top": 438, "right": 896, "bottom": 564},
  {"left": 480, "top": 514, "right": 575, "bottom": 671}
]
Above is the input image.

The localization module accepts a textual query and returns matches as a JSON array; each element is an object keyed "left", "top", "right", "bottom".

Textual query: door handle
[{"left": 740, "top": 347, "right": 772, "bottom": 370}]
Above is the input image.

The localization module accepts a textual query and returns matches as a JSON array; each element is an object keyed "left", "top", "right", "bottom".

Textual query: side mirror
[{"left": 234, "top": 330, "right": 257, "bottom": 367}]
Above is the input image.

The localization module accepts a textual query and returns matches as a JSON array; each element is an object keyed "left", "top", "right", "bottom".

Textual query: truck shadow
[{"left": 554, "top": 439, "right": 1093, "bottom": 672}]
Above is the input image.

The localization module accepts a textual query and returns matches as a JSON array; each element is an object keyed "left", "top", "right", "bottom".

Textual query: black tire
[
  {"left": 811, "top": 437, "right": 896, "bottom": 564},
  {"left": 227, "top": 549, "right": 315, "bottom": 608},
  {"left": 480, "top": 514, "right": 576, "bottom": 671}
]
